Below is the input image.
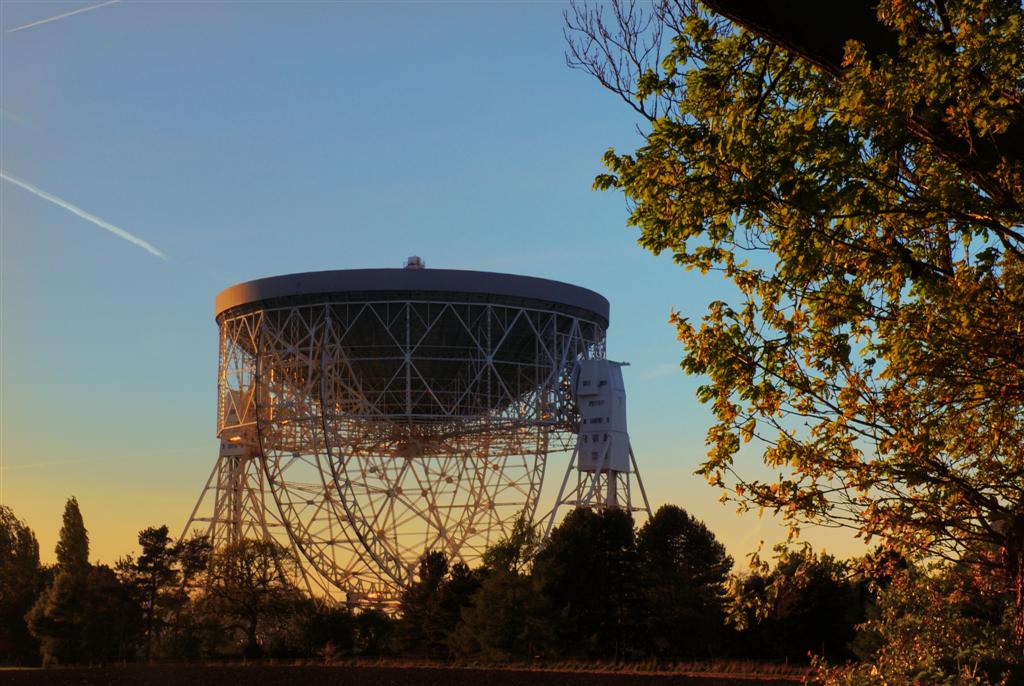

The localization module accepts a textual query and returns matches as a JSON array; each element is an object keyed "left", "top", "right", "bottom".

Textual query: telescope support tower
[{"left": 544, "top": 359, "right": 651, "bottom": 538}]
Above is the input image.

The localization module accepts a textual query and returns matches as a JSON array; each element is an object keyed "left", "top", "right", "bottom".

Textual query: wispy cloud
[
  {"left": 6, "top": 0, "right": 120, "bottom": 34},
  {"left": 1, "top": 170, "right": 167, "bottom": 260},
  {"left": 1, "top": 108, "right": 30, "bottom": 127},
  {"left": 0, "top": 458, "right": 104, "bottom": 472},
  {"left": 639, "top": 362, "right": 682, "bottom": 381}
]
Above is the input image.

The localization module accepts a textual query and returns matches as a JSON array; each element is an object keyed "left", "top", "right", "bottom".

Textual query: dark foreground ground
[{"left": 0, "top": 665, "right": 809, "bottom": 686}]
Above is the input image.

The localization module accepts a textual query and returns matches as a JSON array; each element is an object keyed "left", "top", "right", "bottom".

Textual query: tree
[
  {"left": 26, "top": 501, "right": 139, "bottom": 666},
  {"left": 566, "top": 0, "right": 1024, "bottom": 647},
  {"left": 479, "top": 516, "right": 541, "bottom": 577},
  {"left": 397, "top": 550, "right": 480, "bottom": 658},
  {"left": 78, "top": 565, "right": 141, "bottom": 663},
  {"left": 532, "top": 508, "right": 641, "bottom": 659},
  {"left": 26, "top": 565, "right": 139, "bottom": 666},
  {"left": 635, "top": 505, "right": 733, "bottom": 658},
  {"left": 116, "top": 526, "right": 211, "bottom": 661},
  {"left": 26, "top": 570, "right": 88, "bottom": 666},
  {"left": 300, "top": 603, "right": 355, "bottom": 661},
  {"left": 176, "top": 533, "right": 213, "bottom": 590},
  {"left": 351, "top": 608, "right": 395, "bottom": 657},
  {"left": 55, "top": 497, "right": 88, "bottom": 576},
  {"left": 820, "top": 563, "right": 1018, "bottom": 685},
  {"left": 118, "top": 526, "right": 177, "bottom": 661},
  {"left": 0, "top": 506, "right": 43, "bottom": 664},
  {"left": 150, "top": 605, "right": 225, "bottom": 663},
  {"left": 450, "top": 567, "right": 553, "bottom": 662},
  {"left": 728, "top": 545, "right": 865, "bottom": 662},
  {"left": 197, "top": 539, "right": 303, "bottom": 658},
  {"left": 398, "top": 550, "right": 449, "bottom": 656},
  {"left": 450, "top": 518, "right": 553, "bottom": 661}
]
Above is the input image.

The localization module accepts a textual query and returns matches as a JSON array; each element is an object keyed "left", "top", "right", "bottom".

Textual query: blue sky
[{"left": 1, "top": 0, "right": 862, "bottom": 566}]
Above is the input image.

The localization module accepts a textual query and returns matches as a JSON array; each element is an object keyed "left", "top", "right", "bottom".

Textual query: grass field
[{"left": 0, "top": 664, "right": 812, "bottom": 685}]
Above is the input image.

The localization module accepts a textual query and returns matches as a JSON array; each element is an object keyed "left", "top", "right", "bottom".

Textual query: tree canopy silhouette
[
  {"left": 55, "top": 497, "right": 88, "bottom": 576},
  {"left": 26, "top": 502, "right": 138, "bottom": 666},
  {"left": 636, "top": 505, "right": 733, "bottom": 658},
  {"left": 116, "top": 526, "right": 212, "bottom": 661},
  {"left": 729, "top": 545, "right": 864, "bottom": 662},
  {"left": 198, "top": 539, "right": 304, "bottom": 658},
  {"left": 398, "top": 550, "right": 480, "bottom": 658},
  {"left": 0, "top": 506, "right": 43, "bottom": 664},
  {"left": 449, "top": 518, "right": 552, "bottom": 661},
  {"left": 532, "top": 508, "right": 642, "bottom": 659}
]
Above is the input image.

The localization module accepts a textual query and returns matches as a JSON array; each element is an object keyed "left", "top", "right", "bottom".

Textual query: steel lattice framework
[{"left": 185, "top": 267, "right": 608, "bottom": 604}]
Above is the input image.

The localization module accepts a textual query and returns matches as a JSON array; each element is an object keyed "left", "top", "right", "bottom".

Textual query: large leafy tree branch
[
  {"left": 704, "top": 0, "right": 1024, "bottom": 223},
  {"left": 566, "top": 0, "right": 1024, "bottom": 647}
]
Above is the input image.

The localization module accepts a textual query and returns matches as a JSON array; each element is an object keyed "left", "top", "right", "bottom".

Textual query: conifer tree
[{"left": 55, "top": 497, "right": 89, "bottom": 575}]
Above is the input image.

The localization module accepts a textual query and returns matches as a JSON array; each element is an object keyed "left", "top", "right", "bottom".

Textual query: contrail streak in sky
[
  {"left": 6, "top": 0, "right": 120, "bottom": 34},
  {"left": 1, "top": 170, "right": 167, "bottom": 260}
]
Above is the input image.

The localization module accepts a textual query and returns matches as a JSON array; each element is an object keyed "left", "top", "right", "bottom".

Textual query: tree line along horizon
[{"left": 0, "top": 495, "right": 1018, "bottom": 684}]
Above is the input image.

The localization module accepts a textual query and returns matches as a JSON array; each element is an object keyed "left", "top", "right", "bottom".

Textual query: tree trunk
[
  {"left": 145, "top": 594, "right": 155, "bottom": 662},
  {"left": 245, "top": 615, "right": 260, "bottom": 659}
]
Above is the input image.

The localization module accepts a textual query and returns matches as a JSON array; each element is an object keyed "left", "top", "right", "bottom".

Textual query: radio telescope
[{"left": 184, "top": 259, "right": 649, "bottom": 604}]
